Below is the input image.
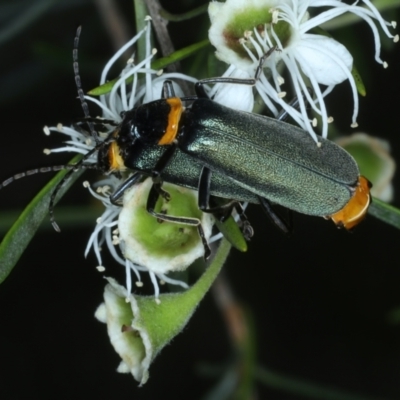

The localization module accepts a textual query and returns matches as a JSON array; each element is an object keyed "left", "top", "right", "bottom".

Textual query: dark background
[{"left": 0, "top": 1, "right": 400, "bottom": 399}]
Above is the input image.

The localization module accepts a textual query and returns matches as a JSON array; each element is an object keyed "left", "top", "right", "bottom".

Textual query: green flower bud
[
  {"left": 118, "top": 178, "right": 214, "bottom": 275},
  {"left": 95, "top": 240, "right": 231, "bottom": 384},
  {"left": 336, "top": 133, "right": 396, "bottom": 202}
]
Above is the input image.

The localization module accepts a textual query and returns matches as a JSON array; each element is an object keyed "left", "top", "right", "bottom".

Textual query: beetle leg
[
  {"left": 143, "top": 142, "right": 212, "bottom": 258},
  {"left": 198, "top": 166, "right": 253, "bottom": 239},
  {"left": 198, "top": 166, "right": 212, "bottom": 210},
  {"left": 233, "top": 202, "right": 254, "bottom": 240},
  {"left": 151, "top": 143, "right": 179, "bottom": 201},
  {"left": 152, "top": 144, "right": 177, "bottom": 178},
  {"left": 146, "top": 182, "right": 211, "bottom": 259},
  {"left": 161, "top": 80, "right": 176, "bottom": 98},
  {"left": 161, "top": 79, "right": 200, "bottom": 102},
  {"left": 73, "top": 117, "right": 119, "bottom": 135},
  {"left": 258, "top": 196, "right": 293, "bottom": 235},
  {"left": 110, "top": 172, "right": 143, "bottom": 205},
  {"left": 198, "top": 166, "right": 236, "bottom": 217},
  {"left": 194, "top": 46, "right": 277, "bottom": 98},
  {"left": 194, "top": 71, "right": 256, "bottom": 98}
]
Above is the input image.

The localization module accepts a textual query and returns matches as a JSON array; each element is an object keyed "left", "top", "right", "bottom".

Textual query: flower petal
[{"left": 295, "top": 35, "right": 353, "bottom": 85}]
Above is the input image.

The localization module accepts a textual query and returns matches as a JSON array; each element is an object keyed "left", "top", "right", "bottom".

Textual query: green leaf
[
  {"left": 214, "top": 215, "right": 248, "bottom": 252},
  {"left": 368, "top": 197, "right": 400, "bottom": 230},
  {"left": 351, "top": 65, "right": 366, "bottom": 97},
  {"left": 133, "top": 0, "right": 148, "bottom": 62},
  {"left": 159, "top": 4, "right": 208, "bottom": 22},
  {"left": 88, "top": 39, "right": 209, "bottom": 96},
  {"left": 0, "top": 155, "right": 84, "bottom": 283}
]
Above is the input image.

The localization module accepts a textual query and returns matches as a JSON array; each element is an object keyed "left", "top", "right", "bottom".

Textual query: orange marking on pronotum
[{"left": 158, "top": 97, "right": 183, "bottom": 145}]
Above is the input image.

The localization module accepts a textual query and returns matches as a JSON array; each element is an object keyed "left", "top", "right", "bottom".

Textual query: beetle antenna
[
  {"left": 49, "top": 134, "right": 115, "bottom": 232},
  {"left": 73, "top": 26, "right": 100, "bottom": 144},
  {"left": 0, "top": 164, "right": 99, "bottom": 191},
  {"left": 48, "top": 26, "right": 120, "bottom": 232}
]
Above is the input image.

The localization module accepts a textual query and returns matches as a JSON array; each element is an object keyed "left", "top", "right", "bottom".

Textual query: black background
[{"left": 0, "top": 1, "right": 400, "bottom": 399}]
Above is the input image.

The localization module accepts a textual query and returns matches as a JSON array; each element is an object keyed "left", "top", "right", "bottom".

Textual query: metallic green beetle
[{"left": 103, "top": 80, "right": 370, "bottom": 232}]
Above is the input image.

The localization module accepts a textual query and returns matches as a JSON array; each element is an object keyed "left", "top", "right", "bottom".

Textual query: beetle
[
  {"left": 0, "top": 32, "right": 371, "bottom": 260},
  {"left": 93, "top": 77, "right": 370, "bottom": 239}
]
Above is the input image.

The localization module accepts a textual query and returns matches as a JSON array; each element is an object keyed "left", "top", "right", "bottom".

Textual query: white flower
[
  {"left": 85, "top": 176, "right": 206, "bottom": 298},
  {"left": 208, "top": 0, "right": 398, "bottom": 141},
  {"left": 89, "top": 17, "right": 197, "bottom": 122}
]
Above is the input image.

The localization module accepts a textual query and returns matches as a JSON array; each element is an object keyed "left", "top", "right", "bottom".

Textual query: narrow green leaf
[
  {"left": 0, "top": 206, "right": 101, "bottom": 234},
  {"left": 87, "top": 39, "right": 209, "bottom": 96},
  {"left": 0, "top": 155, "right": 84, "bottom": 283},
  {"left": 351, "top": 65, "right": 366, "bottom": 96},
  {"left": 0, "top": 0, "right": 58, "bottom": 46},
  {"left": 214, "top": 216, "right": 248, "bottom": 252},
  {"left": 368, "top": 197, "right": 400, "bottom": 230},
  {"left": 159, "top": 4, "right": 208, "bottom": 22},
  {"left": 133, "top": 0, "right": 148, "bottom": 62},
  {"left": 152, "top": 39, "right": 209, "bottom": 72}
]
